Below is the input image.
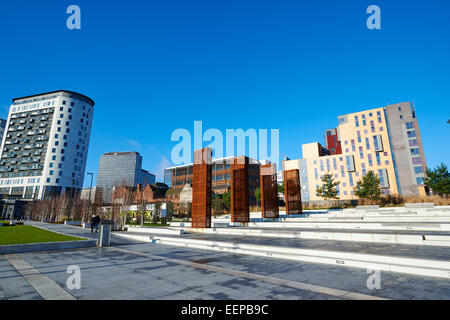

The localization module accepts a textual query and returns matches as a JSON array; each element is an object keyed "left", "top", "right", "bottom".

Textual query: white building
[{"left": 0, "top": 90, "right": 94, "bottom": 199}]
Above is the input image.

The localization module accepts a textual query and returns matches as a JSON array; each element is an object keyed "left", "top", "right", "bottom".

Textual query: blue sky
[{"left": 0, "top": 0, "right": 449, "bottom": 186}]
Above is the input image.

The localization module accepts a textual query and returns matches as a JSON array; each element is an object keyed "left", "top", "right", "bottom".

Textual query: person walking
[{"left": 90, "top": 214, "right": 101, "bottom": 233}]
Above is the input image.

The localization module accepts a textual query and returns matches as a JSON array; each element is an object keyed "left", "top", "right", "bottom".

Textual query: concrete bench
[
  {"left": 405, "top": 203, "right": 435, "bottom": 209},
  {"left": 64, "top": 220, "right": 82, "bottom": 226},
  {"left": 356, "top": 205, "right": 380, "bottom": 210}
]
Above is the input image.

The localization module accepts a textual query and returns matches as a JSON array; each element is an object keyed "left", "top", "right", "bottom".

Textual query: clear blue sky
[{"left": 0, "top": 0, "right": 449, "bottom": 186}]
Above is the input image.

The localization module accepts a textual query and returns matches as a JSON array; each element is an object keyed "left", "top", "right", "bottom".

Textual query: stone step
[{"left": 144, "top": 235, "right": 450, "bottom": 279}]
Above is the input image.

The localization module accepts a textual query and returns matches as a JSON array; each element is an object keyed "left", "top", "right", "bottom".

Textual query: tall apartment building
[
  {"left": 0, "top": 90, "right": 94, "bottom": 199},
  {"left": 96, "top": 151, "right": 155, "bottom": 204},
  {"left": 284, "top": 102, "right": 427, "bottom": 201},
  {"left": 0, "top": 119, "right": 7, "bottom": 143},
  {"left": 164, "top": 156, "right": 261, "bottom": 205}
]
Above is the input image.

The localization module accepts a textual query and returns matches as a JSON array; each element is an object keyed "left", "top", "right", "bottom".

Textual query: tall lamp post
[{"left": 85, "top": 172, "right": 94, "bottom": 223}]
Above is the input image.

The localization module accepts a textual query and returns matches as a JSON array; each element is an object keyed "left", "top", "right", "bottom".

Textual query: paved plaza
[{"left": 1, "top": 223, "right": 450, "bottom": 300}]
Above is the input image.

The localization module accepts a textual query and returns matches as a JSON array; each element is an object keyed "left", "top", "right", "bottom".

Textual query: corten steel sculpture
[
  {"left": 231, "top": 156, "right": 250, "bottom": 223},
  {"left": 283, "top": 169, "right": 302, "bottom": 215},
  {"left": 192, "top": 148, "right": 212, "bottom": 228},
  {"left": 260, "top": 163, "right": 279, "bottom": 219}
]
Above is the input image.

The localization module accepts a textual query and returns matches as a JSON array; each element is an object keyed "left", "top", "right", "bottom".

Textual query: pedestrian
[
  {"left": 90, "top": 214, "right": 100, "bottom": 233},
  {"left": 94, "top": 215, "right": 101, "bottom": 233}
]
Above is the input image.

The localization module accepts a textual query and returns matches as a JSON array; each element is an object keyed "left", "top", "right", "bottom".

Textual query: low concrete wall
[
  {"left": 64, "top": 220, "right": 82, "bottom": 226},
  {"left": 405, "top": 203, "right": 435, "bottom": 208},
  {"left": 0, "top": 239, "right": 96, "bottom": 254}
]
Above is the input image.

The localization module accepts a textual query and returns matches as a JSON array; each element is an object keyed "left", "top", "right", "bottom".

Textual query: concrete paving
[{"left": 1, "top": 221, "right": 450, "bottom": 300}]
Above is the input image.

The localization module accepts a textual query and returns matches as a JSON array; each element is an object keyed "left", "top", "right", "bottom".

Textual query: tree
[
  {"left": 354, "top": 171, "right": 382, "bottom": 201},
  {"left": 254, "top": 188, "right": 261, "bottom": 206},
  {"left": 316, "top": 173, "right": 340, "bottom": 200},
  {"left": 277, "top": 183, "right": 284, "bottom": 194},
  {"left": 212, "top": 196, "right": 226, "bottom": 216},
  {"left": 222, "top": 191, "right": 231, "bottom": 209},
  {"left": 425, "top": 163, "right": 450, "bottom": 197}
]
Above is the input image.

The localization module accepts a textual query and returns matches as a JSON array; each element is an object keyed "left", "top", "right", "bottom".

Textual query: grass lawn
[{"left": 0, "top": 225, "right": 85, "bottom": 245}]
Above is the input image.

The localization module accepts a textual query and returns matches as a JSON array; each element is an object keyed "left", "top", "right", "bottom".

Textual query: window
[
  {"left": 59, "top": 114, "right": 64, "bottom": 118},
  {"left": 326, "top": 159, "right": 330, "bottom": 171},
  {"left": 362, "top": 114, "right": 366, "bottom": 126},
  {"left": 407, "top": 130, "right": 416, "bottom": 138},
  {"left": 62, "top": 101, "right": 66, "bottom": 105},
  {"left": 414, "top": 166, "right": 423, "bottom": 174},
  {"left": 405, "top": 122, "right": 414, "bottom": 129},
  {"left": 365, "top": 137, "right": 370, "bottom": 150},
  {"left": 340, "top": 165, "right": 345, "bottom": 178},
  {"left": 409, "top": 139, "right": 418, "bottom": 147},
  {"left": 359, "top": 147, "right": 364, "bottom": 160},
  {"left": 373, "top": 135, "right": 383, "bottom": 152},
  {"left": 377, "top": 111, "right": 382, "bottom": 123},
  {"left": 376, "top": 153, "right": 381, "bottom": 166},
  {"left": 333, "top": 158, "right": 337, "bottom": 170},
  {"left": 349, "top": 172, "right": 354, "bottom": 187},
  {"left": 52, "top": 148, "right": 56, "bottom": 153},
  {"left": 314, "top": 168, "right": 318, "bottom": 179},
  {"left": 46, "top": 178, "right": 50, "bottom": 183},
  {"left": 412, "top": 157, "right": 422, "bottom": 165},
  {"left": 398, "top": 107, "right": 402, "bottom": 111},
  {"left": 410, "top": 148, "right": 420, "bottom": 156},
  {"left": 368, "top": 154, "right": 373, "bottom": 167},
  {"left": 52, "top": 156, "right": 56, "bottom": 160},
  {"left": 55, "top": 141, "right": 59, "bottom": 146},
  {"left": 54, "top": 134, "right": 59, "bottom": 138},
  {"left": 71, "top": 102, "right": 74, "bottom": 106},
  {"left": 370, "top": 120, "right": 375, "bottom": 133},
  {"left": 320, "top": 160, "right": 324, "bottom": 171},
  {"left": 416, "top": 177, "right": 425, "bottom": 185},
  {"left": 49, "top": 170, "right": 54, "bottom": 175},
  {"left": 357, "top": 131, "right": 361, "bottom": 143},
  {"left": 361, "top": 163, "right": 366, "bottom": 175},
  {"left": 355, "top": 116, "right": 359, "bottom": 127},
  {"left": 351, "top": 140, "right": 355, "bottom": 152},
  {"left": 59, "top": 107, "right": 63, "bottom": 111},
  {"left": 56, "top": 179, "right": 60, "bottom": 184}
]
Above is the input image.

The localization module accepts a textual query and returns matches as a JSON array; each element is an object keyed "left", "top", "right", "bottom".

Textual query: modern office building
[
  {"left": 164, "top": 156, "right": 261, "bottom": 205},
  {"left": 96, "top": 151, "right": 155, "bottom": 204},
  {"left": 284, "top": 102, "right": 427, "bottom": 201},
  {"left": 0, "top": 90, "right": 94, "bottom": 199}
]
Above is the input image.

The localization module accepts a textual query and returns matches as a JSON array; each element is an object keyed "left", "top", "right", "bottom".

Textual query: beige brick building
[{"left": 284, "top": 102, "right": 427, "bottom": 201}]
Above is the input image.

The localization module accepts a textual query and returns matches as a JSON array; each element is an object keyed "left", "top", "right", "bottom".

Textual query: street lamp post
[{"left": 86, "top": 172, "right": 94, "bottom": 224}]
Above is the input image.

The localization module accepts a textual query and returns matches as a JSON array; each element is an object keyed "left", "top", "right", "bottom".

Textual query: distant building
[
  {"left": 96, "top": 151, "right": 155, "bottom": 204},
  {"left": 164, "top": 156, "right": 262, "bottom": 205},
  {"left": 139, "top": 169, "right": 156, "bottom": 186},
  {"left": 80, "top": 187, "right": 102, "bottom": 203},
  {"left": 285, "top": 102, "right": 428, "bottom": 201}
]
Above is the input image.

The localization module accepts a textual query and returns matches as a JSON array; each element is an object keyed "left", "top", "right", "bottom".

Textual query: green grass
[{"left": 0, "top": 225, "right": 85, "bottom": 245}]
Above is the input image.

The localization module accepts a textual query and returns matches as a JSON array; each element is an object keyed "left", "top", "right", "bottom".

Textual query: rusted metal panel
[
  {"left": 283, "top": 169, "right": 302, "bottom": 215},
  {"left": 231, "top": 156, "right": 249, "bottom": 223},
  {"left": 260, "top": 163, "right": 279, "bottom": 219},
  {"left": 192, "top": 148, "right": 212, "bottom": 228}
]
